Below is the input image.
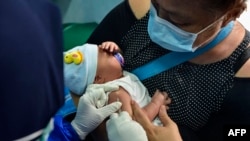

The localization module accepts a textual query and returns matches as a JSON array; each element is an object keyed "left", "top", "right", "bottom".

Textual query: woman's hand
[{"left": 132, "top": 100, "right": 182, "bottom": 141}]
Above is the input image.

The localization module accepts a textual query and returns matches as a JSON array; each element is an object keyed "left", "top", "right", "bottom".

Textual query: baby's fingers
[
  {"left": 99, "top": 42, "right": 110, "bottom": 50},
  {"left": 99, "top": 41, "right": 119, "bottom": 53},
  {"left": 164, "top": 97, "right": 171, "bottom": 105}
]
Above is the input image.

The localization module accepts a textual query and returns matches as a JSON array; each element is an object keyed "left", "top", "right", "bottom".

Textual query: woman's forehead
[
  {"left": 156, "top": 0, "right": 203, "bottom": 12},
  {"left": 156, "top": 0, "right": 211, "bottom": 20}
]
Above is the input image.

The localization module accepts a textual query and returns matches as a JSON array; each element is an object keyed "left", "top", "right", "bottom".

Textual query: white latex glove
[
  {"left": 71, "top": 83, "right": 122, "bottom": 140},
  {"left": 106, "top": 111, "right": 148, "bottom": 141}
]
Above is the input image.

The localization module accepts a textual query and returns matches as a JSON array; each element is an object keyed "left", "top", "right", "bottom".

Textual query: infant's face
[{"left": 96, "top": 48, "right": 123, "bottom": 83}]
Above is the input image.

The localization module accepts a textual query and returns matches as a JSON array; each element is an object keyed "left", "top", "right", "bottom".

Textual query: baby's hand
[
  {"left": 99, "top": 41, "right": 120, "bottom": 53},
  {"left": 151, "top": 90, "right": 171, "bottom": 110}
]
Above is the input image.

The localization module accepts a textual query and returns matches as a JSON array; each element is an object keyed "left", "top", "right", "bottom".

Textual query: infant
[{"left": 64, "top": 41, "right": 170, "bottom": 140}]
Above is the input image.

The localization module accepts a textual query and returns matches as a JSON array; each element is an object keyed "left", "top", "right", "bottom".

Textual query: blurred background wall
[
  {"left": 53, "top": 0, "right": 122, "bottom": 24},
  {"left": 238, "top": 1, "right": 250, "bottom": 30},
  {"left": 52, "top": 0, "right": 249, "bottom": 29}
]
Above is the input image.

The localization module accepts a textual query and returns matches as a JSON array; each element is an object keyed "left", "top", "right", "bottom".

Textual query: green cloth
[{"left": 63, "top": 22, "right": 98, "bottom": 51}]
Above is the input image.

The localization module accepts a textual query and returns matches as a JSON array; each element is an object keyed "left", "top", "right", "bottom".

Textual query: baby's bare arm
[
  {"left": 109, "top": 88, "right": 171, "bottom": 121},
  {"left": 90, "top": 87, "right": 131, "bottom": 141},
  {"left": 108, "top": 87, "right": 133, "bottom": 116},
  {"left": 91, "top": 88, "right": 171, "bottom": 141}
]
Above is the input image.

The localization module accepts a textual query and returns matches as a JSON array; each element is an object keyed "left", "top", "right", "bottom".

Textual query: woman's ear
[
  {"left": 222, "top": 1, "right": 247, "bottom": 26},
  {"left": 94, "top": 75, "right": 105, "bottom": 84}
]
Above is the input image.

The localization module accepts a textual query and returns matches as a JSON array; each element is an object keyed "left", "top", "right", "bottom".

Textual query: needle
[{"left": 117, "top": 98, "right": 121, "bottom": 114}]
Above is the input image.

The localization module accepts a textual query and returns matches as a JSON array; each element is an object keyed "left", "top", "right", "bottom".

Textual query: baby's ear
[{"left": 94, "top": 75, "right": 105, "bottom": 84}]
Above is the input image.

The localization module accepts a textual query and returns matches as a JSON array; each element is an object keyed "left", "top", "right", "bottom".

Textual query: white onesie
[{"left": 106, "top": 71, "right": 162, "bottom": 126}]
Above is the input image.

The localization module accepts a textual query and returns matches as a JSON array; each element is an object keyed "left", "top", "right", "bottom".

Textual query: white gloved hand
[
  {"left": 71, "top": 83, "right": 122, "bottom": 140},
  {"left": 106, "top": 111, "right": 148, "bottom": 141}
]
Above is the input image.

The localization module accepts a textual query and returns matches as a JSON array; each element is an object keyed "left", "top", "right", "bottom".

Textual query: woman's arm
[
  {"left": 87, "top": 0, "right": 144, "bottom": 47},
  {"left": 128, "top": 0, "right": 150, "bottom": 19}
]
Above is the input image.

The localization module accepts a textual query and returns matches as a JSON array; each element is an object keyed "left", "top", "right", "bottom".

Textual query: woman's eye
[
  {"left": 160, "top": 13, "right": 190, "bottom": 27},
  {"left": 168, "top": 18, "right": 190, "bottom": 27},
  {"left": 174, "top": 22, "right": 190, "bottom": 27}
]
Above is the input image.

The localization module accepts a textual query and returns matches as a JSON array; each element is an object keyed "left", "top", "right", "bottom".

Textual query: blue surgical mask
[{"left": 148, "top": 5, "right": 224, "bottom": 52}]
